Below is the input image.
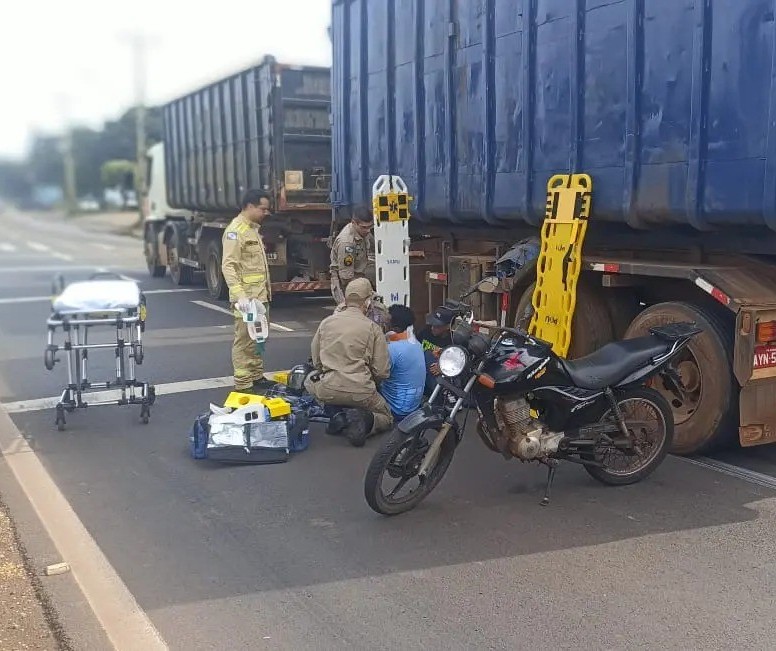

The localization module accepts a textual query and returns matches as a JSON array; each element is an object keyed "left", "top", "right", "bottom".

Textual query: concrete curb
[
  {"left": 0, "top": 406, "right": 168, "bottom": 650},
  {"left": 0, "top": 414, "right": 111, "bottom": 650}
]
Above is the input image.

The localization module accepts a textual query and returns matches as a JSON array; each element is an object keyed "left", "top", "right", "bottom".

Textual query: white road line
[
  {"left": 191, "top": 300, "right": 233, "bottom": 316},
  {"left": 0, "top": 296, "right": 52, "bottom": 306},
  {"left": 0, "top": 243, "right": 16, "bottom": 253},
  {"left": 0, "top": 407, "right": 169, "bottom": 649},
  {"left": 52, "top": 251, "right": 74, "bottom": 262},
  {"left": 681, "top": 456, "right": 776, "bottom": 491},
  {"left": 95, "top": 243, "right": 116, "bottom": 251},
  {"left": 191, "top": 300, "right": 295, "bottom": 332},
  {"left": 2, "top": 375, "right": 235, "bottom": 414},
  {"left": 0, "top": 266, "right": 125, "bottom": 274},
  {"left": 26, "top": 241, "right": 50, "bottom": 253},
  {"left": 0, "top": 288, "right": 206, "bottom": 306}
]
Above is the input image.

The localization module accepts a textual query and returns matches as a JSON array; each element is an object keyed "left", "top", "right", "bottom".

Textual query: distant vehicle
[{"left": 77, "top": 196, "right": 100, "bottom": 212}]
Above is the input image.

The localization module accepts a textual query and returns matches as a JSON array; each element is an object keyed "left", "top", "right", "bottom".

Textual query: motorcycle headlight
[{"left": 438, "top": 346, "right": 467, "bottom": 378}]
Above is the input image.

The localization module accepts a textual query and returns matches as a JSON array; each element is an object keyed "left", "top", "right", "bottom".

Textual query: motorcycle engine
[{"left": 494, "top": 397, "right": 563, "bottom": 460}]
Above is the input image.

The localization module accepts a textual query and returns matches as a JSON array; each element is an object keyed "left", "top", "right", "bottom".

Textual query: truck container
[
  {"left": 330, "top": 0, "right": 776, "bottom": 455},
  {"left": 144, "top": 55, "right": 333, "bottom": 297}
]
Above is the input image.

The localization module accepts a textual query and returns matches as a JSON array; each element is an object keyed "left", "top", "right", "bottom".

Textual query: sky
[{"left": 0, "top": 0, "right": 332, "bottom": 159}]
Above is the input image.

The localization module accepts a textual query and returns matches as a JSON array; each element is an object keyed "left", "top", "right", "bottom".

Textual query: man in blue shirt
[{"left": 380, "top": 304, "right": 427, "bottom": 420}]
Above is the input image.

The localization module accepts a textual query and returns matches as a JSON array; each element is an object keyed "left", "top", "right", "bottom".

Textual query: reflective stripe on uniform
[
  {"left": 235, "top": 368, "right": 251, "bottom": 377},
  {"left": 242, "top": 274, "right": 265, "bottom": 283},
  {"left": 235, "top": 222, "right": 250, "bottom": 233}
]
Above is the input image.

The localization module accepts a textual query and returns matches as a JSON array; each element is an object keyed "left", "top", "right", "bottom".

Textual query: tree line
[{"left": 0, "top": 106, "right": 163, "bottom": 207}]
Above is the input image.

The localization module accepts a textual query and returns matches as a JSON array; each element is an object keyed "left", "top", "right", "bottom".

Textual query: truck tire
[
  {"left": 205, "top": 240, "right": 228, "bottom": 300},
  {"left": 513, "top": 279, "right": 615, "bottom": 359},
  {"left": 144, "top": 226, "right": 166, "bottom": 278},
  {"left": 623, "top": 301, "right": 737, "bottom": 456},
  {"left": 167, "top": 227, "right": 194, "bottom": 286}
]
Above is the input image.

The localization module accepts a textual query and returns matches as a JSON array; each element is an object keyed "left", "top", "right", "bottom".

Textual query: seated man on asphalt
[
  {"left": 304, "top": 278, "right": 393, "bottom": 447},
  {"left": 416, "top": 305, "right": 455, "bottom": 396},
  {"left": 380, "top": 304, "right": 426, "bottom": 421}
]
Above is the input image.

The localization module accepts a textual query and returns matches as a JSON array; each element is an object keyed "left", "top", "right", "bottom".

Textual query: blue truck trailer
[{"left": 330, "top": 0, "right": 776, "bottom": 455}]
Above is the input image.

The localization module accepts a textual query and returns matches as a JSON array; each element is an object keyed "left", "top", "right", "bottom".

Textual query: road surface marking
[
  {"left": 0, "top": 265, "right": 133, "bottom": 273},
  {"left": 0, "top": 406, "right": 169, "bottom": 650},
  {"left": 95, "top": 243, "right": 116, "bottom": 251},
  {"left": 0, "top": 288, "right": 205, "bottom": 306},
  {"left": 26, "top": 241, "right": 50, "bottom": 253},
  {"left": 52, "top": 251, "right": 74, "bottom": 262},
  {"left": 2, "top": 373, "right": 280, "bottom": 413},
  {"left": 191, "top": 300, "right": 295, "bottom": 331},
  {"left": 681, "top": 456, "right": 776, "bottom": 491},
  {"left": 0, "top": 242, "right": 16, "bottom": 253}
]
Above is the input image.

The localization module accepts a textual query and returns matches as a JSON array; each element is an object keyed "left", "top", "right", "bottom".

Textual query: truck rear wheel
[
  {"left": 514, "top": 279, "right": 615, "bottom": 359},
  {"left": 205, "top": 241, "right": 228, "bottom": 300},
  {"left": 623, "top": 301, "right": 737, "bottom": 455},
  {"left": 144, "top": 226, "right": 166, "bottom": 278},
  {"left": 167, "top": 228, "right": 194, "bottom": 286}
]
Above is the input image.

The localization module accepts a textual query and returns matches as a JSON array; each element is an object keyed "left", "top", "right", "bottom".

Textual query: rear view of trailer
[{"left": 163, "top": 55, "right": 331, "bottom": 213}]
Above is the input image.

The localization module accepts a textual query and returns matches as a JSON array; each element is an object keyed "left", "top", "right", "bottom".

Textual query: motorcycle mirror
[{"left": 478, "top": 276, "right": 499, "bottom": 293}]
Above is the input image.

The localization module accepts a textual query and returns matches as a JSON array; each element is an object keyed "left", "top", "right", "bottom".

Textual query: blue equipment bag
[{"left": 189, "top": 403, "right": 310, "bottom": 463}]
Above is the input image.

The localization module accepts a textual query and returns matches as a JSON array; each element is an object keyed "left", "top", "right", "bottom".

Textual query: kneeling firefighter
[{"left": 304, "top": 278, "right": 393, "bottom": 447}]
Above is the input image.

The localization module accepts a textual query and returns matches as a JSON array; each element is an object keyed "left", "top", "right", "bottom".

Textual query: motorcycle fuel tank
[{"left": 482, "top": 336, "right": 552, "bottom": 386}]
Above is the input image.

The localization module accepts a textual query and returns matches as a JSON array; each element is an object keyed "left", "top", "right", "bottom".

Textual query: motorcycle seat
[{"left": 559, "top": 336, "right": 670, "bottom": 391}]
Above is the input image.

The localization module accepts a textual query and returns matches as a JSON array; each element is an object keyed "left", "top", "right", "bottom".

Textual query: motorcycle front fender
[{"left": 397, "top": 405, "right": 447, "bottom": 435}]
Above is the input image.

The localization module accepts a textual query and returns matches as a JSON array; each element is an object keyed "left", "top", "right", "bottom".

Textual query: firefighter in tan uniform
[
  {"left": 330, "top": 207, "right": 374, "bottom": 305},
  {"left": 305, "top": 278, "right": 394, "bottom": 447},
  {"left": 221, "top": 190, "right": 273, "bottom": 392}
]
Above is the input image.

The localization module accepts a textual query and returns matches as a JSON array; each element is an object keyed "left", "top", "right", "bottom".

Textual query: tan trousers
[
  {"left": 305, "top": 378, "right": 393, "bottom": 435},
  {"left": 232, "top": 303, "right": 269, "bottom": 390}
]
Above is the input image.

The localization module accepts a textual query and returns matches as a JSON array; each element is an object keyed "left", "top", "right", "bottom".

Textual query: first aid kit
[{"left": 189, "top": 392, "right": 309, "bottom": 464}]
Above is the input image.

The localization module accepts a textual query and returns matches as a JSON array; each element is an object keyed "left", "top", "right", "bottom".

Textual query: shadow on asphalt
[{"left": 8, "top": 388, "right": 771, "bottom": 611}]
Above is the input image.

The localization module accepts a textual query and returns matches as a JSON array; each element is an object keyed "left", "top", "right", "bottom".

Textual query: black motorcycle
[{"left": 363, "top": 282, "right": 701, "bottom": 516}]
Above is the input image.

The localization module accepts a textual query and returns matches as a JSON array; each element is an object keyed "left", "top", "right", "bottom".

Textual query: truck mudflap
[
  {"left": 739, "top": 378, "right": 776, "bottom": 447},
  {"left": 271, "top": 280, "right": 329, "bottom": 293}
]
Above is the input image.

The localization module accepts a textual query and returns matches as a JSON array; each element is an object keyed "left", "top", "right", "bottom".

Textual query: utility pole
[
  {"left": 129, "top": 32, "right": 148, "bottom": 226},
  {"left": 57, "top": 94, "right": 78, "bottom": 216},
  {"left": 121, "top": 31, "right": 151, "bottom": 227}
]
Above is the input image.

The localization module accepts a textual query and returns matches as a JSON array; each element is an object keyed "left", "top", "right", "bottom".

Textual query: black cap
[{"left": 426, "top": 306, "right": 455, "bottom": 327}]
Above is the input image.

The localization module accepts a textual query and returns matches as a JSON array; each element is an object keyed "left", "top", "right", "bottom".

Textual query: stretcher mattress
[{"left": 52, "top": 280, "right": 141, "bottom": 315}]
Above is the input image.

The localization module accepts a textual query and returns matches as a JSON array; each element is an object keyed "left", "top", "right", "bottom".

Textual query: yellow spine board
[{"left": 528, "top": 174, "right": 593, "bottom": 357}]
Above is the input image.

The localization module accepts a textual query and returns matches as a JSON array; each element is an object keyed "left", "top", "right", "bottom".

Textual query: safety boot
[{"left": 344, "top": 409, "right": 374, "bottom": 448}]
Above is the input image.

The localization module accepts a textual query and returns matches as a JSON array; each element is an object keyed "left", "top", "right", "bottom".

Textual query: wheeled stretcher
[{"left": 45, "top": 272, "right": 156, "bottom": 430}]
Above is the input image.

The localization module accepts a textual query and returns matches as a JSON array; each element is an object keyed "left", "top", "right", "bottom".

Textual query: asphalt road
[{"left": 2, "top": 209, "right": 776, "bottom": 650}]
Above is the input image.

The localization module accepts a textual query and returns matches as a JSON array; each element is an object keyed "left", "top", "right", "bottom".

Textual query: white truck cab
[{"left": 144, "top": 143, "right": 190, "bottom": 222}]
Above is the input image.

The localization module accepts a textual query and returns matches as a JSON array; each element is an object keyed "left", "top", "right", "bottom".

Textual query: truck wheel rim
[{"left": 649, "top": 349, "right": 702, "bottom": 425}]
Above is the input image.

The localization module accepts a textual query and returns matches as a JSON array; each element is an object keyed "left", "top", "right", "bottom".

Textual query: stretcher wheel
[
  {"left": 55, "top": 407, "right": 66, "bottom": 431},
  {"left": 133, "top": 343, "right": 144, "bottom": 365},
  {"left": 44, "top": 347, "right": 57, "bottom": 371},
  {"left": 140, "top": 404, "right": 150, "bottom": 424}
]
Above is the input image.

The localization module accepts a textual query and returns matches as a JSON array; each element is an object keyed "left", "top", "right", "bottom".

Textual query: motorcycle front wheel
[
  {"left": 584, "top": 386, "right": 674, "bottom": 486},
  {"left": 364, "top": 425, "right": 457, "bottom": 516}
]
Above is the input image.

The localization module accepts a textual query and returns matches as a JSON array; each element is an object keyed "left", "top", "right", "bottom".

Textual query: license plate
[{"left": 754, "top": 345, "right": 776, "bottom": 369}]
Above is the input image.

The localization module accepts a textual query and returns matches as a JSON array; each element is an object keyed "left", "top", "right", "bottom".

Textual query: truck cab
[{"left": 143, "top": 143, "right": 191, "bottom": 277}]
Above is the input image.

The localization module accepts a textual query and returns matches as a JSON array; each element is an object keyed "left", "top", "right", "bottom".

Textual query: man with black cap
[
  {"left": 305, "top": 278, "right": 393, "bottom": 446},
  {"left": 416, "top": 305, "right": 455, "bottom": 396}
]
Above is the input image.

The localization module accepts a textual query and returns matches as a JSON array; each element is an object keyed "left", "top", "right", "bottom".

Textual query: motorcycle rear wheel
[
  {"left": 584, "top": 386, "right": 674, "bottom": 486},
  {"left": 364, "top": 426, "right": 457, "bottom": 516}
]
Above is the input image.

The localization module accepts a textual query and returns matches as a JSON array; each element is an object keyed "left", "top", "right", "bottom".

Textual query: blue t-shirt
[{"left": 380, "top": 336, "right": 426, "bottom": 417}]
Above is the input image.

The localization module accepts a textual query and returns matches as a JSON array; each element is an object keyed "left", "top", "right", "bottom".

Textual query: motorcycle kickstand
[{"left": 540, "top": 459, "right": 559, "bottom": 507}]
